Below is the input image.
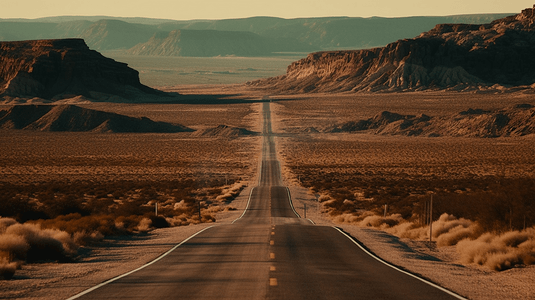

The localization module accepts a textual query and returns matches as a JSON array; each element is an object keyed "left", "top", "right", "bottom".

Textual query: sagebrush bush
[
  {"left": 5, "top": 223, "right": 77, "bottom": 262},
  {"left": 0, "top": 258, "right": 17, "bottom": 280},
  {"left": 455, "top": 229, "right": 535, "bottom": 271},
  {"left": 0, "top": 233, "right": 29, "bottom": 261}
]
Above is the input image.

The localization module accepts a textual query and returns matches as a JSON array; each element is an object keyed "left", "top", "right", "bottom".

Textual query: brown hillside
[
  {"left": 322, "top": 104, "right": 535, "bottom": 137},
  {"left": 0, "top": 105, "right": 192, "bottom": 133},
  {"left": 191, "top": 124, "right": 257, "bottom": 137}
]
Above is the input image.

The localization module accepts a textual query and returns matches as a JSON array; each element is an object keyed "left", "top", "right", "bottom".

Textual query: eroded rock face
[
  {"left": 250, "top": 6, "right": 535, "bottom": 93},
  {"left": 0, "top": 39, "right": 159, "bottom": 100}
]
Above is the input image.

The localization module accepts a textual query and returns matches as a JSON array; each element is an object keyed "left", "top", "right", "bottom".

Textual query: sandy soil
[{"left": 2, "top": 88, "right": 534, "bottom": 299}]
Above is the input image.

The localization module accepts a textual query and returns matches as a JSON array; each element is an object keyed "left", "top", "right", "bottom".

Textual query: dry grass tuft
[
  {"left": 359, "top": 214, "right": 404, "bottom": 228},
  {"left": 0, "top": 258, "right": 17, "bottom": 280},
  {"left": 328, "top": 211, "right": 535, "bottom": 271},
  {"left": 457, "top": 229, "right": 535, "bottom": 271},
  {"left": 0, "top": 217, "right": 80, "bottom": 279}
]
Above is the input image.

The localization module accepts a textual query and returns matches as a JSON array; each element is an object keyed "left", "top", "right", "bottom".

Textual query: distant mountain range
[
  {"left": 0, "top": 14, "right": 512, "bottom": 56},
  {"left": 251, "top": 6, "right": 535, "bottom": 92}
]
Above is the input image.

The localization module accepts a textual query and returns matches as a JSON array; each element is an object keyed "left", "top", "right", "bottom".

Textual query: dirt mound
[
  {"left": 0, "top": 105, "right": 192, "bottom": 133},
  {"left": 192, "top": 125, "right": 257, "bottom": 137},
  {"left": 324, "top": 104, "right": 535, "bottom": 137},
  {"left": 0, "top": 39, "right": 162, "bottom": 101},
  {"left": 250, "top": 5, "right": 535, "bottom": 93}
]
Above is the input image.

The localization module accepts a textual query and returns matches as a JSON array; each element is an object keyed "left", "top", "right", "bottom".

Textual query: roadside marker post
[
  {"left": 429, "top": 194, "right": 433, "bottom": 243},
  {"left": 198, "top": 202, "right": 202, "bottom": 222}
]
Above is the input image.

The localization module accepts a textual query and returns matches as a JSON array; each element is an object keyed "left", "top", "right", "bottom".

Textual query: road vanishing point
[{"left": 68, "top": 103, "right": 465, "bottom": 300}]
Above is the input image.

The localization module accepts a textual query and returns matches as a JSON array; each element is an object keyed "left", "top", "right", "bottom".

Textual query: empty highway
[{"left": 68, "top": 102, "right": 464, "bottom": 300}]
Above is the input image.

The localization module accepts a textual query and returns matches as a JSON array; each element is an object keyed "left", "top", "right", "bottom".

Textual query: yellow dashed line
[
  {"left": 270, "top": 253, "right": 275, "bottom": 259},
  {"left": 270, "top": 278, "right": 278, "bottom": 286},
  {"left": 271, "top": 232, "right": 275, "bottom": 235},
  {"left": 270, "top": 240, "right": 274, "bottom": 245},
  {"left": 270, "top": 266, "right": 276, "bottom": 271}
]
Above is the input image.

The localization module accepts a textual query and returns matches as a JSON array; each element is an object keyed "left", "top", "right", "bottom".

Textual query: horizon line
[{"left": 0, "top": 11, "right": 517, "bottom": 23}]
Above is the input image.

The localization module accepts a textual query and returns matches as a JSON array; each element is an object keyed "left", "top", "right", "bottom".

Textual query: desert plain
[{"left": 0, "top": 84, "right": 534, "bottom": 299}]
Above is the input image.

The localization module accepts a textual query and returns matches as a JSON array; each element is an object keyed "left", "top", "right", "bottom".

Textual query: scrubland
[
  {"left": 0, "top": 102, "right": 261, "bottom": 280},
  {"left": 273, "top": 92, "right": 535, "bottom": 272}
]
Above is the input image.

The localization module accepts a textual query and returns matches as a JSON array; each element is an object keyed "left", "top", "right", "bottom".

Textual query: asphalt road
[{"left": 69, "top": 102, "right": 464, "bottom": 300}]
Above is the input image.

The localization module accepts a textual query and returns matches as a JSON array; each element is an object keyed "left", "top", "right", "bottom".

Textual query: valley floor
[{"left": 1, "top": 86, "right": 534, "bottom": 299}]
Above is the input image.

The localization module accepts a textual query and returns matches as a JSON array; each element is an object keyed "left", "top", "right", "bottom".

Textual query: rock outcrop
[
  {"left": 0, "top": 39, "right": 161, "bottom": 101},
  {"left": 0, "top": 105, "right": 193, "bottom": 133},
  {"left": 320, "top": 104, "right": 535, "bottom": 138},
  {"left": 191, "top": 124, "right": 257, "bottom": 137},
  {"left": 250, "top": 6, "right": 535, "bottom": 93}
]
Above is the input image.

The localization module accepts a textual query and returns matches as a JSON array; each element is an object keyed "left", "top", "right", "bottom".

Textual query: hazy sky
[{"left": 2, "top": 0, "right": 533, "bottom": 20}]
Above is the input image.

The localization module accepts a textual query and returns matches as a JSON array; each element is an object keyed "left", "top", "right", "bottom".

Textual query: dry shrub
[
  {"left": 215, "top": 181, "right": 247, "bottom": 201},
  {"left": 115, "top": 215, "right": 144, "bottom": 232},
  {"left": 349, "top": 211, "right": 535, "bottom": 271},
  {"left": 379, "top": 213, "right": 480, "bottom": 245},
  {"left": 360, "top": 214, "right": 404, "bottom": 228},
  {"left": 165, "top": 215, "right": 191, "bottom": 227},
  {"left": 0, "top": 234, "right": 29, "bottom": 261},
  {"left": 0, "top": 217, "right": 79, "bottom": 280},
  {"left": 457, "top": 228, "right": 535, "bottom": 271},
  {"left": 136, "top": 218, "right": 152, "bottom": 232},
  {"left": 432, "top": 214, "right": 482, "bottom": 246},
  {"left": 333, "top": 213, "right": 361, "bottom": 223},
  {"left": 387, "top": 222, "right": 426, "bottom": 239},
  {"left": 436, "top": 225, "right": 481, "bottom": 247},
  {"left": 4, "top": 222, "right": 77, "bottom": 262},
  {"left": 0, "top": 218, "right": 17, "bottom": 232},
  {"left": 72, "top": 231, "right": 104, "bottom": 246},
  {"left": 0, "top": 258, "right": 17, "bottom": 280}
]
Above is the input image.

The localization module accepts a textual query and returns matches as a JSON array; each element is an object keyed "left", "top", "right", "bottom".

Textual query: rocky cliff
[
  {"left": 250, "top": 6, "right": 535, "bottom": 93},
  {"left": 0, "top": 39, "right": 160, "bottom": 101}
]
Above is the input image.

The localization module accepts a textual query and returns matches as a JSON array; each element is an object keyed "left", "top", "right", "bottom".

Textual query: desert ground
[{"left": 1, "top": 86, "right": 534, "bottom": 299}]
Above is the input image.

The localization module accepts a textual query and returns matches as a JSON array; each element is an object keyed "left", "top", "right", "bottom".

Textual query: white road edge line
[
  {"left": 65, "top": 225, "right": 216, "bottom": 300},
  {"left": 285, "top": 187, "right": 301, "bottom": 218},
  {"left": 231, "top": 187, "right": 255, "bottom": 224},
  {"left": 286, "top": 187, "right": 316, "bottom": 225},
  {"left": 332, "top": 227, "right": 468, "bottom": 300}
]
